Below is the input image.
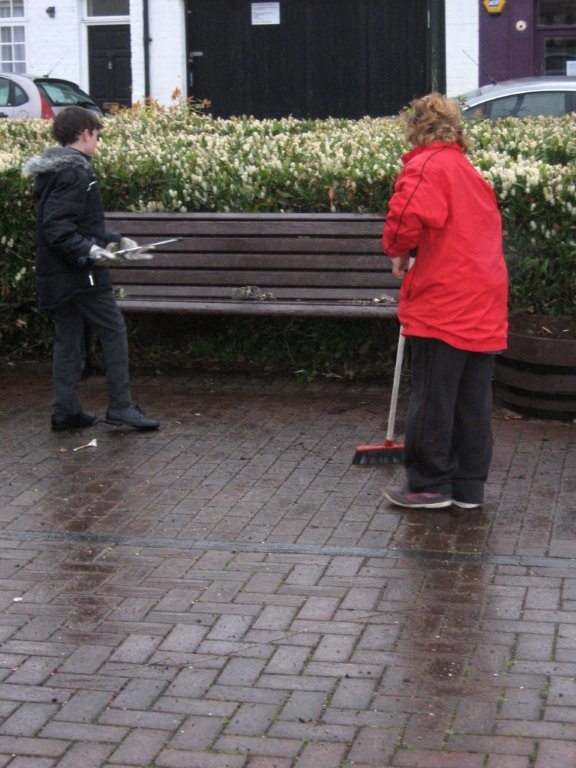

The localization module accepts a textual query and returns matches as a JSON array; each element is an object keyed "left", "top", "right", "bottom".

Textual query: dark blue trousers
[{"left": 404, "top": 337, "right": 495, "bottom": 505}]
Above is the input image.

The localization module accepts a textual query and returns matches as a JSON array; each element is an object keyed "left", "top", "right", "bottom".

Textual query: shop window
[
  {"left": 544, "top": 36, "right": 576, "bottom": 74},
  {"left": 538, "top": 0, "right": 576, "bottom": 26},
  {"left": 86, "top": 0, "right": 129, "bottom": 16}
]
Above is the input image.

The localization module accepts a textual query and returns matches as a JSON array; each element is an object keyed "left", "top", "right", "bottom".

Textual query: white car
[
  {"left": 0, "top": 72, "right": 101, "bottom": 119},
  {"left": 459, "top": 76, "right": 576, "bottom": 119}
]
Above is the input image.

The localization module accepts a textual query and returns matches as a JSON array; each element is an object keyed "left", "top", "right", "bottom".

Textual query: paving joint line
[{"left": 1, "top": 528, "right": 576, "bottom": 569}]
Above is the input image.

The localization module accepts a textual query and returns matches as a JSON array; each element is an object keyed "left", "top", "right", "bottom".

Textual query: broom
[{"left": 352, "top": 326, "right": 406, "bottom": 465}]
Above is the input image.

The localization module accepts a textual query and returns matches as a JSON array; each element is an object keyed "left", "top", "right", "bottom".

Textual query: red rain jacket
[{"left": 382, "top": 142, "right": 508, "bottom": 352}]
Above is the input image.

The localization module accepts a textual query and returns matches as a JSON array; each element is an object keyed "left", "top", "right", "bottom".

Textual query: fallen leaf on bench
[
  {"left": 231, "top": 286, "right": 276, "bottom": 301},
  {"left": 373, "top": 294, "right": 398, "bottom": 304}
]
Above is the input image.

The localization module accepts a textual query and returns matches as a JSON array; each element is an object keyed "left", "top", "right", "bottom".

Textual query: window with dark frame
[
  {"left": 537, "top": 0, "right": 576, "bottom": 27},
  {"left": 86, "top": 0, "right": 129, "bottom": 16}
]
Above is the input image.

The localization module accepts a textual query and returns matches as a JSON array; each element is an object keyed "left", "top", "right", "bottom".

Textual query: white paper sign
[
  {"left": 252, "top": 2, "right": 280, "bottom": 25},
  {"left": 567, "top": 60, "right": 576, "bottom": 76}
]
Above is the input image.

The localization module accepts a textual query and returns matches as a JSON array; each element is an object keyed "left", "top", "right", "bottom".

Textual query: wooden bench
[{"left": 104, "top": 212, "right": 398, "bottom": 319}]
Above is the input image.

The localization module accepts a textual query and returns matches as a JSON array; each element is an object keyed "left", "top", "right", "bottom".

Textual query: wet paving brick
[{"left": 0, "top": 362, "right": 575, "bottom": 766}]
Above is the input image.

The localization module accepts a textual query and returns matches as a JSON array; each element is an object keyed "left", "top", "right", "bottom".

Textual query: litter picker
[{"left": 108, "top": 237, "right": 182, "bottom": 260}]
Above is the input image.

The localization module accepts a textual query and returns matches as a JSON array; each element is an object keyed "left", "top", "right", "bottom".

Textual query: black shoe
[
  {"left": 105, "top": 404, "right": 159, "bottom": 430},
  {"left": 51, "top": 412, "right": 97, "bottom": 432}
]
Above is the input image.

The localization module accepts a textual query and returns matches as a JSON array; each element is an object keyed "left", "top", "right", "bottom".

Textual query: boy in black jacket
[{"left": 24, "top": 106, "right": 159, "bottom": 431}]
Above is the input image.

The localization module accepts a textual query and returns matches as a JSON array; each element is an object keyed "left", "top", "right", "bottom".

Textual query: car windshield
[{"left": 35, "top": 80, "right": 95, "bottom": 108}]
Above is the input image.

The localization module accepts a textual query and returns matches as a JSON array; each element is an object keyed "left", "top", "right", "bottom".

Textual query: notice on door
[{"left": 251, "top": 2, "right": 280, "bottom": 25}]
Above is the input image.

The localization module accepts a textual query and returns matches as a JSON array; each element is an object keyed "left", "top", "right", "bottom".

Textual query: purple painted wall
[{"left": 479, "top": 0, "right": 535, "bottom": 84}]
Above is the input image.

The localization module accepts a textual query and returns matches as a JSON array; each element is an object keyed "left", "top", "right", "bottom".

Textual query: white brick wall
[
  {"left": 19, "top": 1, "right": 479, "bottom": 106},
  {"left": 445, "top": 0, "right": 480, "bottom": 96}
]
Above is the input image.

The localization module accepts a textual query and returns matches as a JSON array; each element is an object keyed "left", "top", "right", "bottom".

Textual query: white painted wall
[
  {"left": 129, "top": 0, "right": 187, "bottom": 105},
  {"left": 445, "top": 0, "right": 480, "bottom": 96},
  {"left": 20, "top": 1, "right": 478, "bottom": 106}
]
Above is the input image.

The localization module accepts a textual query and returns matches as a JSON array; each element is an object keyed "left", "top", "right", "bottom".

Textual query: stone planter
[{"left": 493, "top": 329, "right": 576, "bottom": 419}]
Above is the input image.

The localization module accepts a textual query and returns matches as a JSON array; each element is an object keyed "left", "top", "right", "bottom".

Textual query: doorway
[
  {"left": 185, "top": 0, "right": 443, "bottom": 119},
  {"left": 88, "top": 25, "right": 132, "bottom": 112}
]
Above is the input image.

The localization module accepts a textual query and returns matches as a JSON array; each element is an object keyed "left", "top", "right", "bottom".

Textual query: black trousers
[
  {"left": 52, "top": 290, "right": 132, "bottom": 418},
  {"left": 404, "top": 337, "right": 495, "bottom": 504}
]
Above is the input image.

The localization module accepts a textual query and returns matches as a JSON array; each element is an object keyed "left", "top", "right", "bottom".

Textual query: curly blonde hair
[{"left": 401, "top": 92, "right": 471, "bottom": 152}]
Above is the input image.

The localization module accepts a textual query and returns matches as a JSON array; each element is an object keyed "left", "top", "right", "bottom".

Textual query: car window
[
  {"left": 12, "top": 82, "right": 28, "bottom": 106},
  {"left": 489, "top": 91, "right": 567, "bottom": 118},
  {"left": 0, "top": 78, "right": 10, "bottom": 107},
  {"left": 36, "top": 81, "right": 95, "bottom": 107},
  {"left": 462, "top": 103, "right": 489, "bottom": 120}
]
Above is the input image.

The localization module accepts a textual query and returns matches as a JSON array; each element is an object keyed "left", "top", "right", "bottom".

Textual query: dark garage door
[{"left": 185, "top": 0, "right": 444, "bottom": 119}]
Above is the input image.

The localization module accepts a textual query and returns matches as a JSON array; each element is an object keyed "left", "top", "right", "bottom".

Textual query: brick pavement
[{"left": 0, "top": 362, "right": 575, "bottom": 767}]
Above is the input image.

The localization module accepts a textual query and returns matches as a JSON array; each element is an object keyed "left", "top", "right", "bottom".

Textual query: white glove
[
  {"left": 104, "top": 238, "right": 155, "bottom": 261},
  {"left": 119, "top": 237, "right": 139, "bottom": 252},
  {"left": 89, "top": 244, "right": 115, "bottom": 261},
  {"left": 118, "top": 236, "right": 155, "bottom": 260}
]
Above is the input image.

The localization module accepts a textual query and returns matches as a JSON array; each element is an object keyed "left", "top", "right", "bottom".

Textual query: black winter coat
[{"left": 24, "top": 147, "right": 120, "bottom": 309}]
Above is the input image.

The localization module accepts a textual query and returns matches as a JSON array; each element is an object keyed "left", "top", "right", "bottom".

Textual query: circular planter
[{"left": 493, "top": 329, "right": 576, "bottom": 419}]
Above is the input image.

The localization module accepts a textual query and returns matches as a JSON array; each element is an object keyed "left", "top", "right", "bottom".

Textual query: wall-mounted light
[{"left": 45, "top": 6, "right": 56, "bottom": 17}]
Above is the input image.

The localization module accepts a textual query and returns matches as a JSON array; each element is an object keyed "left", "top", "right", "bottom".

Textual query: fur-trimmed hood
[
  {"left": 23, "top": 147, "right": 92, "bottom": 178},
  {"left": 28, "top": 144, "right": 117, "bottom": 310}
]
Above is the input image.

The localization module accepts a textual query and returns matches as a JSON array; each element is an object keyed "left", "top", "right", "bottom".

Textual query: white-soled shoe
[
  {"left": 384, "top": 488, "right": 453, "bottom": 509},
  {"left": 452, "top": 499, "right": 482, "bottom": 509}
]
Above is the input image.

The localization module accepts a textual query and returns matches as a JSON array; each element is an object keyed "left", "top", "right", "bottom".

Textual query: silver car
[
  {"left": 0, "top": 72, "right": 101, "bottom": 119},
  {"left": 459, "top": 76, "right": 576, "bottom": 119}
]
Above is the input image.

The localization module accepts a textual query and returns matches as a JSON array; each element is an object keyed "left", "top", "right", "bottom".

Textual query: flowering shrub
[{"left": 0, "top": 100, "right": 575, "bottom": 362}]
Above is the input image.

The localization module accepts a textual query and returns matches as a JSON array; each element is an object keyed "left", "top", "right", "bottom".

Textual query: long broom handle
[
  {"left": 385, "top": 254, "right": 414, "bottom": 442},
  {"left": 385, "top": 326, "right": 405, "bottom": 443}
]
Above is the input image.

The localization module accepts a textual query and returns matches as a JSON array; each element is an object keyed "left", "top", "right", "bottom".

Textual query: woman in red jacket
[{"left": 382, "top": 92, "right": 508, "bottom": 510}]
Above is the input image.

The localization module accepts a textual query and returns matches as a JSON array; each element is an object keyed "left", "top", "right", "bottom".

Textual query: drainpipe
[
  {"left": 143, "top": 0, "right": 151, "bottom": 99},
  {"left": 427, "top": 0, "right": 446, "bottom": 94}
]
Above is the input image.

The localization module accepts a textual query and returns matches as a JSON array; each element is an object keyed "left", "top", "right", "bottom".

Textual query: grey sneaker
[
  {"left": 384, "top": 488, "right": 452, "bottom": 509},
  {"left": 105, "top": 404, "right": 159, "bottom": 430}
]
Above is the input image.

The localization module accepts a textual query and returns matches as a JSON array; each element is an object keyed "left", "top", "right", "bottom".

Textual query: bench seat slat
[
  {"left": 117, "top": 299, "right": 399, "bottom": 319},
  {"left": 117, "top": 284, "right": 398, "bottom": 301}
]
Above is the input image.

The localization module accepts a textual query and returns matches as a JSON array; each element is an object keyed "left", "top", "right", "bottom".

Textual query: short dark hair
[{"left": 52, "top": 106, "right": 103, "bottom": 146}]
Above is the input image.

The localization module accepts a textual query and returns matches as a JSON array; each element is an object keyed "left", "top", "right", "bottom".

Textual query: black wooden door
[
  {"left": 88, "top": 25, "right": 132, "bottom": 112},
  {"left": 185, "top": 0, "right": 437, "bottom": 119}
]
